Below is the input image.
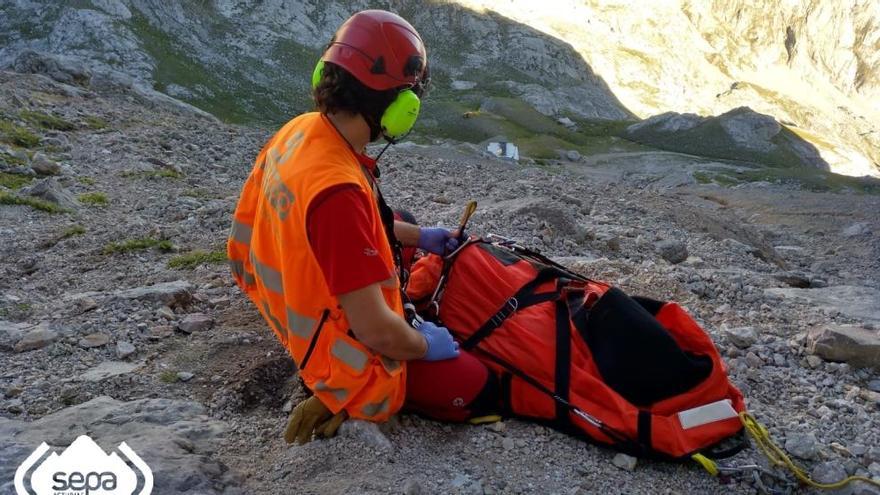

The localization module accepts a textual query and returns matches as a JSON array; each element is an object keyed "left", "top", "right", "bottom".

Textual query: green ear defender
[
  {"left": 311, "top": 60, "right": 325, "bottom": 91},
  {"left": 312, "top": 59, "right": 421, "bottom": 141},
  {"left": 380, "top": 89, "right": 420, "bottom": 140}
]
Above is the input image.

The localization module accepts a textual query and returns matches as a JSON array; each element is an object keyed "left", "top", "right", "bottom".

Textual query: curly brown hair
[{"left": 313, "top": 62, "right": 401, "bottom": 141}]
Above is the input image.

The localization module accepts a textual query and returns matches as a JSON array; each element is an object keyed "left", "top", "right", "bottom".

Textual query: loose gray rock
[
  {"left": 78, "top": 332, "right": 110, "bottom": 348},
  {"left": 745, "top": 351, "right": 764, "bottom": 368},
  {"left": 566, "top": 150, "right": 581, "bottom": 162},
  {"left": 810, "top": 461, "right": 849, "bottom": 488},
  {"left": 403, "top": 478, "right": 423, "bottom": 495},
  {"left": 177, "top": 313, "right": 214, "bottom": 333},
  {"left": 0, "top": 320, "right": 29, "bottom": 352},
  {"left": 612, "top": 453, "right": 638, "bottom": 471},
  {"left": 30, "top": 152, "right": 61, "bottom": 175},
  {"left": 337, "top": 419, "right": 393, "bottom": 452},
  {"left": 808, "top": 325, "right": 880, "bottom": 371},
  {"left": 13, "top": 324, "right": 59, "bottom": 352},
  {"left": 723, "top": 325, "right": 758, "bottom": 348},
  {"left": 149, "top": 325, "right": 174, "bottom": 339},
  {"left": 773, "top": 271, "right": 812, "bottom": 288},
  {"left": 867, "top": 380, "right": 880, "bottom": 393},
  {"left": 785, "top": 432, "right": 819, "bottom": 460},
  {"left": 655, "top": 239, "right": 688, "bottom": 264},
  {"left": 842, "top": 222, "right": 871, "bottom": 237},
  {"left": 115, "top": 341, "right": 136, "bottom": 359},
  {"left": 177, "top": 371, "right": 195, "bottom": 382},
  {"left": 78, "top": 361, "right": 139, "bottom": 382},
  {"left": 114, "top": 280, "right": 193, "bottom": 306},
  {"left": 22, "top": 177, "right": 77, "bottom": 208}
]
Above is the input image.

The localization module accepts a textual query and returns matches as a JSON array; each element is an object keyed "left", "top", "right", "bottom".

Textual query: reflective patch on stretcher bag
[{"left": 677, "top": 399, "right": 738, "bottom": 430}]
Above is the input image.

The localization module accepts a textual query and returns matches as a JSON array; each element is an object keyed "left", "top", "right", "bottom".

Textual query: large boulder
[
  {"left": 807, "top": 325, "right": 880, "bottom": 371},
  {"left": 10, "top": 50, "right": 91, "bottom": 86},
  {"left": 0, "top": 396, "right": 240, "bottom": 494},
  {"left": 21, "top": 178, "right": 78, "bottom": 209},
  {"left": 624, "top": 107, "right": 827, "bottom": 170},
  {"left": 113, "top": 280, "right": 193, "bottom": 307}
]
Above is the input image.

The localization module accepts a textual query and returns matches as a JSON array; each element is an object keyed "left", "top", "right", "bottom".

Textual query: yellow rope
[{"left": 694, "top": 412, "right": 880, "bottom": 490}]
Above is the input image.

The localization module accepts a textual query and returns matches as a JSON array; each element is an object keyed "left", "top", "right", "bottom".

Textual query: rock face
[
  {"left": 1, "top": 0, "right": 877, "bottom": 176},
  {"left": 0, "top": 396, "right": 239, "bottom": 494},
  {"left": 114, "top": 280, "right": 193, "bottom": 306},
  {"left": 808, "top": 325, "right": 880, "bottom": 371},
  {"left": 624, "top": 107, "right": 827, "bottom": 170},
  {"left": 765, "top": 286, "right": 880, "bottom": 326}
]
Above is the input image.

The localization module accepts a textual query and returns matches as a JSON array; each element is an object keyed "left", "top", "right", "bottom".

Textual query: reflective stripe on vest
[
  {"left": 261, "top": 301, "right": 285, "bottom": 337},
  {"left": 331, "top": 339, "right": 368, "bottom": 373},
  {"left": 250, "top": 251, "right": 284, "bottom": 294},
  {"left": 230, "top": 220, "right": 253, "bottom": 246},
  {"left": 315, "top": 380, "right": 349, "bottom": 402},
  {"left": 287, "top": 307, "right": 316, "bottom": 340},
  {"left": 361, "top": 397, "right": 390, "bottom": 418},
  {"left": 381, "top": 356, "right": 401, "bottom": 374},
  {"left": 229, "top": 260, "right": 256, "bottom": 286}
]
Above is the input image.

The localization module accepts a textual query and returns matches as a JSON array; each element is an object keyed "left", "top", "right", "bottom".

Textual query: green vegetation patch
[
  {"left": 159, "top": 370, "right": 179, "bottom": 383},
  {"left": 61, "top": 224, "right": 86, "bottom": 239},
  {"left": 0, "top": 191, "right": 67, "bottom": 213},
  {"left": 168, "top": 249, "right": 227, "bottom": 269},
  {"left": 77, "top": 176, "right": 96, "bottom": 185},
  {"left": 695, "top": 167, "right": 880, "bottom": 194},
  {"left": 20, "top": 110, "right": 76, "bottom": 131},
  {"left": 0, "top": 120, "right": 40, "bottom": 147},
  {"left": 78, "top": 192, "right": 109, "bottom": 206},
  {"left": 120, "top": 169, "right": 184, "bottom": 179},
  {"left": 123, "top": 11, "right": 311, "bottom": 124},
  {"left": 418, "top": 95, "right": 648, "bottom": 160},
  {"left": 103, "top": 237, "right": 174, "bottom": 254},
  {"left": 0, "top": 172, "right": 34, "bottom": 190},
  {"left": 83, "top": 115, "right": 108, "bottom": 130}
]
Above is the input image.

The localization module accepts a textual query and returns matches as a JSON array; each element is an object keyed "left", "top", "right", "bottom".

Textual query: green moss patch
[
  {"left": 0, "top": 191, "right": 67, "bottom": 213},
  {"left": 83, "top": 115, "right": 108, "bottom": 130},
  {"left": 61, "top": 224, "right": 86, "bottom": 239},
  {"left": 78, "top": 192, "right": 109, "bottom": 206},
  {"left": 0, "top": 172, "right": 34, "bottom": 190},
  {"left": 120, "top": 169, "right": 184, "bottom": 179},
  {"left": 168, "top": 249, "right": 227, "bottom": 269},
  {"left": 159, "top": 370, "right": 179, "bottom": 383},
  {"left": 20, "top": 110, "right": 76, "bottom": 131},
  {"left": 103, "top": 237, "right": 174, "bottom": 254},
  {"left": 695, "top": 167, "right": 880, "bottom": 194},
  {"left": 0, "top": 120, "right": 40, "bottom": 147}
]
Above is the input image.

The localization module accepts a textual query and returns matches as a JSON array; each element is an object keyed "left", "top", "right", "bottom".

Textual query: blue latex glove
[
  {"left": 418, "top": 227, "right": 463, "bottom": 255},
  {"left": 415, "top": 320, "right": 460, "bottom": 361}
]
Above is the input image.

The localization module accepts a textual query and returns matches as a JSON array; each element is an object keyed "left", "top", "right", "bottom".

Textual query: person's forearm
[
  {"left": 350, "top": 307, "right": 427, "bottom": 360},
  {"left": 393, "top": 220, "right": 420, "bottom": 247}
]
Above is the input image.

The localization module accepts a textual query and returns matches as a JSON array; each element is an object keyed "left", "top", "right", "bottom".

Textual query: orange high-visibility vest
[{"left": 227, "top": 112, "right": 405, "bottom": 421}]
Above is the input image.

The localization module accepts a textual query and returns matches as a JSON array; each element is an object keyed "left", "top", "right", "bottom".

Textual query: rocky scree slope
[{"left": 1, "top": 71, "right": 880, "bottom": 494}]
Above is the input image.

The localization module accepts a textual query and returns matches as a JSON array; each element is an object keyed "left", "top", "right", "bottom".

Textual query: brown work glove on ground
[{"left": 283, "top": 396, "right": 348, "bottom": 445}]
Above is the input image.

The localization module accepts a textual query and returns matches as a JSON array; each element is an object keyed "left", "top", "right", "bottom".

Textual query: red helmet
[{"left": 323, "top": 10, "right": 428, "bottom": 92}]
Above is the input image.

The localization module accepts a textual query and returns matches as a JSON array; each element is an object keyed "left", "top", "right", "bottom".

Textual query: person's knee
[{"left": 404, "top": 351, "right": 499, "bottom": 422}]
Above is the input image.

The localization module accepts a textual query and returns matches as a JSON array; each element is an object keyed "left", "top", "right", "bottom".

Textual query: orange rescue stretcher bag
[{"left": 406, "top": 237, "right": 746, "bottom": 460}]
